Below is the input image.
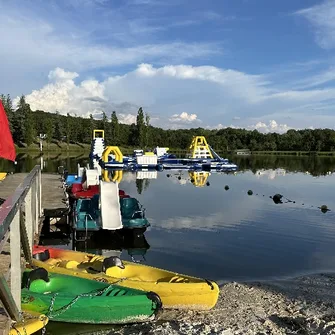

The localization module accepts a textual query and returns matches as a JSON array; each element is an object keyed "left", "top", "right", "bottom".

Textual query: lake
[{"left": 2, "top": 154, "right": 335, "bottom": 333}]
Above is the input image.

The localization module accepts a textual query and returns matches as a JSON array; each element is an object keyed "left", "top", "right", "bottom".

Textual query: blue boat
[
  {"left": 72, "top": 194, "right": 101, "bottom": 240},
  {"left": 72, "top": 193, "right": 150, "bottom": 241},
  {"left": 120, "top": 197, "right": 150, "bottom": 229}
]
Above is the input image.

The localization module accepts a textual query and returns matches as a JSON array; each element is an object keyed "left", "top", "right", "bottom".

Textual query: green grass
[{"left": 15, "top": 141, "right": 91, "bottom": 153}]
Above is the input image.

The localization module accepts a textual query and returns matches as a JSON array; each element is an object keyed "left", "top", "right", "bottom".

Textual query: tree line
[{"left": 1, "top": 94, "right": 335, "bottom": 152}]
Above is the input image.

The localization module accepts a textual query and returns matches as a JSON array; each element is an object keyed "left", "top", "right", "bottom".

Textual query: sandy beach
[{"left": 109, "top": 273, "right": 335, "bottom": 335}]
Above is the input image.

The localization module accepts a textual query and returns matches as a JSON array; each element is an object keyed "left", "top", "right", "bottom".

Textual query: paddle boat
[
  {"left": 120, "top": 197, "right": 150, "bottom": 230},
  {"left": 72, "top": 193, "right": 150, "bottom": 240},
  {"left": 21, "top": 267, "right": 161, "bottom": 324},
  {"left": 72, "top": 194, "right": 101, "bottom": 240},
  {"left": 32, "top": 246, "right": 219, "bottom": 310}
]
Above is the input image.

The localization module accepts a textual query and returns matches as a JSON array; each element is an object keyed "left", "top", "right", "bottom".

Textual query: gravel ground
[{"left": 105, "top": 273, "right": 335, "bottom": 335}]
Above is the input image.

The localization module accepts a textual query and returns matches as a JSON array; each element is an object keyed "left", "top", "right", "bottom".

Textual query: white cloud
[
  {"left": 291, "top": 66, "right": 335, "bottom": 89},
  {"left": 247, "top": 120, "right": 292, "bottom": 134},
  {"left": 18, "top": 64, "right": 335, "bottom": 131},
  {"left": 205, "top": 123, "right": 236, "bottom": 130},
  {"left": 118, "top": 113, "right": 137, "bottom": 124},
  {"left": 48, "top": 68, "right": 79, "bottom": 82},
  {"left": 296, "top": 0, "right": 335, "bottom": 49},
  {"left": 169, "top": 112, "right": 200, "bottom": 123},
  {"left": 0, "top": 2, "right": 221, "bottom": 95},
  {"left": 255, "top": 169, "right": 287, "bottom": 180}
]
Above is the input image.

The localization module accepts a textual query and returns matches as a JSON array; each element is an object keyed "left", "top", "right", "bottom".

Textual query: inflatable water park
[{"left": 89, "top": 129, "right": 238, "bottom": 172}]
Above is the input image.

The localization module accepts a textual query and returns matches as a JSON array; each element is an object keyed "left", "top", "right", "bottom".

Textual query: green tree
[
  {"left": 15, "top": 95, "right": 35, "bottom": 146},
  {"left": 136, "top": 107, "right": 145, "bottom": 147},
  {"left": 111, "top": 111, "right": 119, "bottom": 145},
  {"left": 45, "top": 117, "right": 54, "bottom": 148},
  {"left": 54, "top": 117, "right": 64, "bottom": 141},
  {"left": 101, "top": 111, "right": 110, "bottom": 143},
  {"left": 145, "top": 113, "right": 150, "bottom": 148},
  {"left": 25, "top": 108, "right": 35, "bottom": 146},
  {"left": 12, "top": 95, "right": 27, "bottom": 143},
  {"left": 89, "top": 114, "right": 95, "bottom": 139},
  {"left": 66, "top": 113, "right": 71, "bottom": 148}
]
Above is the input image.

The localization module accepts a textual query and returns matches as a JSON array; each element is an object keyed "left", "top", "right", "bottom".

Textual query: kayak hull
[
  {"left": 21, "top": 269, "right": 160, "bottom": 324},
  {"left": 32, "top": 246, "right": 219, "bottom": 310},
  {"left": 9, "top": 313, "right": 48, "bottom": 335}
]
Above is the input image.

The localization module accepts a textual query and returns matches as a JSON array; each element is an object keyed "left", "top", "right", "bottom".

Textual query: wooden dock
[
  {"left": 0, "top": 172, "right": 68, "bottom": 213},
  {"left": 0, "top": 173, "right": 28, "bottom": 200},
  {"left": 0, "top": 170, "right": 69, "bottom": 333}
]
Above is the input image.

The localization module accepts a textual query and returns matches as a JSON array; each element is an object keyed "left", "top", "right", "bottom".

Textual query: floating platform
[{"left": 90, "top": 131, "right": 238, "bottom": 173}]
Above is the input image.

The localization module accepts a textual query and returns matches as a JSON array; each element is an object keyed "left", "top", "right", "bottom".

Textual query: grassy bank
[{"left": 15, "top": 141, "right": 91, "bottom": 153}]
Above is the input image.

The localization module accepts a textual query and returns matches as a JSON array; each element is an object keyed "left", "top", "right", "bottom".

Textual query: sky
[{"left": 1, "top": 0, "right": 335, "bottom": 132}]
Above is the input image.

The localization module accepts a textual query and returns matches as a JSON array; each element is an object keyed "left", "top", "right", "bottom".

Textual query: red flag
[{"left": 0, "top": 100, "right": 16, "bottom": 162}]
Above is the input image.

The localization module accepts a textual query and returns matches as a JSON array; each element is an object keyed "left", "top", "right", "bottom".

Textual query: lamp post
[{"left": 39, "top": 134, "right": 46, "bottom": 152}]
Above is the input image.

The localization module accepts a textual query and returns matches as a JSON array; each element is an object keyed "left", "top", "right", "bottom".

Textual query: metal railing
[{"left": 0, "top": 166, "right": 42, "bottom": 322}]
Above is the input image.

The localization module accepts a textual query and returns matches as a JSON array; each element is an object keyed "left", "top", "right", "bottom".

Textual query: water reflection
[
  {"left": 73, "top": 228, "right": 150, "bottom": 263},
  {"left": 2, "top": 154, "right": 335, "bottom": 178},
  {"left": 6, "top": 154, "right": 335, "bottom": 283}
]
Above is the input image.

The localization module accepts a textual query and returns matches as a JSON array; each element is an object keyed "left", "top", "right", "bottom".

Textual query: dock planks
[
  {"left": 41, "top": 173, "right": 68, "bottom": 212},
  {"left": 0, "top": 173, "right": 28, "bottom": 200},
  {"left": 0, "top": 172, "right": 68, "bottom": 212},
  {"left": 0, "top": 171, "right": 68, "bottom": 333}
]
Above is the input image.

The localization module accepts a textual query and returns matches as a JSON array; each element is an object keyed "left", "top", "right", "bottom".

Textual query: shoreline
[{"left": 110, "top": 272, "right": 335, "bottom": 335}]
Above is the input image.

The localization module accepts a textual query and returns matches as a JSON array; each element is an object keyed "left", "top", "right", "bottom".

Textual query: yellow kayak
[
  {"left": 32, "top": 246, "right": 219, "bottom": 310},
  {"left": 9, "top": 313, "right": 48, "bottom": 335}
]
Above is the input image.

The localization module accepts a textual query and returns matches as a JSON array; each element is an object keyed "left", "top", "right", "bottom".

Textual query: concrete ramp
[{"left": 100, "top": 181, "right": 123, "bottom": 230}]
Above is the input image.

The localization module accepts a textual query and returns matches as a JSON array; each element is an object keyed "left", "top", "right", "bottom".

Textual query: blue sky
[{"left": 1, "top": 0, "right": 335, "bottom": 132}]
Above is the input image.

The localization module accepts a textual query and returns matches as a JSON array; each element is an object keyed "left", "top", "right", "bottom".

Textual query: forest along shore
[
  {"left": 2, "top": 94, "right": 335, "bottom": 153},
  {"left": 108, "top": 273, "right": 335, "bottom": 335}
]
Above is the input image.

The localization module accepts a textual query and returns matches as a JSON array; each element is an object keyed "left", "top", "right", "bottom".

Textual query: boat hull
[
  {"left": 32, "top": 247, "right": 219, "bottom": 310},
  {"left": 21, "top": 269, "right": 160, "bottom": 324},
  {"left": 9, "top": 313, "right": 48, "bottom": 335}
]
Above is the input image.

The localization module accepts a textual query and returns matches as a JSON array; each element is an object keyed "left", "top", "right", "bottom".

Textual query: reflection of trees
[
  {"left": 136, "top": 178, "right": 151, "bottom": 194},
  {"left": 232, "top": 156, "right": 335, "bottom": 177},
  {"left": 136, "top": 179, "right": 144, "bottom": 194},
  {"left": 11, "top": 154, "right": 335, "bottom": 177}
]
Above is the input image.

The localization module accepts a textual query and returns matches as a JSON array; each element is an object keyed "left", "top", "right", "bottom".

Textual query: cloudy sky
[{"left": 1, "top": 0, "right": 335, "bottom": 132}]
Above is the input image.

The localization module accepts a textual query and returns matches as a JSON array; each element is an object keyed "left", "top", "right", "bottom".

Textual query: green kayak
[{"left": 21, "top": 268, "right": 161, "bottom": 324}]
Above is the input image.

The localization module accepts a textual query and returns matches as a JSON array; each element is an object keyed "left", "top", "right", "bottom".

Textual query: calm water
[{"left": 2, "top": 154, "right": 335, "bottom": 334}]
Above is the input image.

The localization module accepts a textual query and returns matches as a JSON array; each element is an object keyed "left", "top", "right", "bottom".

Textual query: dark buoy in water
[
  {"left": 178, "top": 176, "right": 181, "bottom": 180},
  {"left": 167, "top": 174, "right": 170, "bottom": 178},
  {"left": 319, "top": 205, "right": 330, "bottom": 213},
  {"left": 271, "top": 193, "right": 283, "bottom": 204},
  {"left": 247, "top": 190, "right": 253, "bottom": 196},
  {"left": 206, "top": 182, "right": 210, "bottom": 186},
  {"left": 224, "top": 185, "right": 229, "bottom": 191}
]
